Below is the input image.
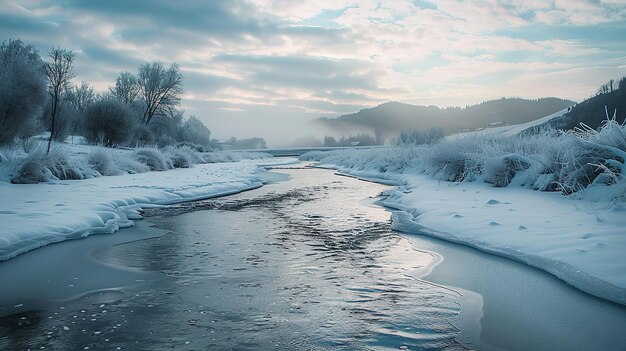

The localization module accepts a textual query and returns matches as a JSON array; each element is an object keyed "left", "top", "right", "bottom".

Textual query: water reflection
[{"left": 1, "top": 168, "right": 462, "bottom": 350}]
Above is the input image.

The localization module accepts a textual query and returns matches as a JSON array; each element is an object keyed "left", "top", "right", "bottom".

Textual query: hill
[
  {"left": 558, "top": 87, "right": 625, "bottom": 130},
  {"left": 315, "top": 97, "right": 575, "bottom": 141}
]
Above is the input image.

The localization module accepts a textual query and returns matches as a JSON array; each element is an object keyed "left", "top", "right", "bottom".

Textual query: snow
[
  {"left": 0, "top": 157, "right": 292, "bottom": 261},
  {"left": 445, "top": 108, "right": 570, "bottom": 140},
  {"left": 318, "top": 165, "right": 626, "bottom": 305},
  {"left": 385, "top": 174, "right": 626, "bottom": 305}
]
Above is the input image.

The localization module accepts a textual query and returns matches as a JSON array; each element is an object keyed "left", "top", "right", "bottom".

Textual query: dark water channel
[{"left": 0, "top": 166, "right": 464, "bottom": 350}]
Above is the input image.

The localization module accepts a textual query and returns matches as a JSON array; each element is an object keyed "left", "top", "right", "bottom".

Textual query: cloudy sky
[{"left": 1, "top": 0, "right": 625, "bottom": 145}]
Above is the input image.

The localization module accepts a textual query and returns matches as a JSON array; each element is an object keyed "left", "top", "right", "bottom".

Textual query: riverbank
[
  {"left": 0, "top": 157, "right": 296, "bottom": 261},
  {"left": 310, "top": 161, "right": 626, "bottom": 306}
]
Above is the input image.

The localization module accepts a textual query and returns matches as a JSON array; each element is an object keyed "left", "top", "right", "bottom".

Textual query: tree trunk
[{"left": 47, "top": 92, "right": 58, "bottom": 154}]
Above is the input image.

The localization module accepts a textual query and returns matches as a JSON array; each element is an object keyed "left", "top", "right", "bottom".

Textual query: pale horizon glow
[{"left": 1, "top": 0, "right": 625, "bottom": 145}]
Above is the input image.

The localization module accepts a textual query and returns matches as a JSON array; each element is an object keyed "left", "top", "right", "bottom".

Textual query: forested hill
[
  {"left": 315, "top": 97, "right": 575, "bottom": 139},
  {"left": 558, "top": 84, "right": 626, "bottom": 130}
]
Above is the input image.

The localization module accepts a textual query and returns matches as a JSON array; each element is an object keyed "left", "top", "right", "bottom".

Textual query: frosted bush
[
  {"left": 11, "top": 155, "right": 51, "bottom": 184},
  {"left": 163, "top": 145, "right": 201, "bottom": 168},
  {"left": 179, "top": 145, "right": 204, "bottom": 163},
  {"left": 483, "top": 154, "right": 532, "bottom": 187},
  {"left": 88, "top": 149, "right": 120, "bottom": 176},
  {"left": 115, "top": 156, "right": 150, "bottom": 174},
  {"left": 11, "top": 145, "right": 93, "bottom": 184},
  {"left": 565, "top": 119, "right": 626, "bottom": 202},
  {"left": 422, "top": 137, "right": 485, "bottom": 181},
  {"left": 133, "top": 148, "right": 172, "bottom": 171},
  {"left": 301, "top": 117, "right": 626, "bottom": 202},
  {"left": 176, "top": 141, "right": 207, "bottom": 153}
]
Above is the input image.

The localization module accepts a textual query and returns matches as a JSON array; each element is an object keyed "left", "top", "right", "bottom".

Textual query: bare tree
[
  {"left": 137, "top": 62, "right": 183, "bottom": 125},
  {"left": 0, "top": 39, "right": 47, "bottom": 146},
  {"left": 45, "top": 46, "right": 74, "bottom": 153},
  {"left": 110, "top": 71, "right": 139, "bottom": 105},
  {"left": 67, "top": 81, "right": 95, "bottom": 113},
  {"left": 65, "top": 81, "right": 95, "bottom": 143}
]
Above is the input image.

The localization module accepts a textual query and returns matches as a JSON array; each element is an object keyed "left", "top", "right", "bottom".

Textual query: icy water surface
[{"left": 0, "top": 166, "right": 464, "bottom": 350}]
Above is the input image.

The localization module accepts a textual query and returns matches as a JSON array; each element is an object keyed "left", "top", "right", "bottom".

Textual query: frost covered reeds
[
  {"left": 302, "top": 117, "right": 626, "bottom": 203},
  {"left": 11, "top": 144, "right": 95, "bottom": 183},
  {"left": 0, "top": 143, "right": 272, "bottom": 184}
]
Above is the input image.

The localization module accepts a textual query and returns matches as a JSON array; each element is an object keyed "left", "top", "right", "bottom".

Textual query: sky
[{"left": 1, "top": 0, "right": 625, "bottom": 145}]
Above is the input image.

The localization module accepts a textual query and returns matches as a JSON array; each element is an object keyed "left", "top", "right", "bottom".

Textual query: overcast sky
[{"left": 1, "top": 0, "right": 625, "bottom": 145}]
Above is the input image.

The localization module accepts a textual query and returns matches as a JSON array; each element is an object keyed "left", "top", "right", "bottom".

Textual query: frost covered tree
[
  {"left": 394, "top": 127, "right": 444, "bottom": 146},
  {"left": 148, "top": 108, "right": 184, "bottom": 146},
  {"left": 0, "top": 39, "right": 47, "bottom": 146},
  {"left": 110, "top": 71, "right": 139, "bottom": 105},
  {"left": 83, "top": 98, "right": 134, "bottom": 147},
  {"left": 45, "top": 46, "right": 75, "bottom": 153},
  {"left": 67, "top": 82, "right": 95, "bottom": 113},
  {"left": 324, "top": 136, "right": 338, "bottom": 147},
  {"left": 65, "top": 82, "right": 95, "bottom": 142},
  {"left": 137, "top": 62, "right": 183, "bottom": 125},
  {"left": 180, "top": 116, "right": 211, "bottom": 146}
]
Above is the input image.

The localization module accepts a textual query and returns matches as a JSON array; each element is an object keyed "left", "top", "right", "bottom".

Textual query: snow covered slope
[
  {"left": 446, "top": 107, "right": 570, "bottom": 140},
  {"left": 0, "top": 158, "right": 289, "bottom": 261}
]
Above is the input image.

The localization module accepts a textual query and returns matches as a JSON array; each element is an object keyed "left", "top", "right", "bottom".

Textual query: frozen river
[{"left": 1, "top": 164, "right": 625, "bottom": 350}]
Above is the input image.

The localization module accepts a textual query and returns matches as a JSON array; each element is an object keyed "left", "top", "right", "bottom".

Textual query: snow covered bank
[
  {"left": 386, "top": 175, "right": 626, "bottom": 306},
  {"left": 0, "top": 158, "right": 290, "bottom": 261},
  {"left": 302, "top": 121, "right": 626, "bottom": 305},
  {"left": 0, "top": 140, "right": 272, "bottom": 184}
]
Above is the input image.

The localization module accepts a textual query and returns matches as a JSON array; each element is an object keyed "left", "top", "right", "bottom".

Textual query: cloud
[{"left": 0, "top": 0, "right": 624, "bottom": 145}]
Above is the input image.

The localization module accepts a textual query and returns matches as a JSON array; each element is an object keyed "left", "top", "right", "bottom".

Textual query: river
[{"left": 1, "top": 164, "right": 625, "bottom": 350}]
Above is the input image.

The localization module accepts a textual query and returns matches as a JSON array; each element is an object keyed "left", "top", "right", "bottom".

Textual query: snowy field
[
  {"left": 302, "top": 116, "right": 626, "bottom": 306},
  {"left": 0, "top": 139, "right": 291, "bottom": 260}
]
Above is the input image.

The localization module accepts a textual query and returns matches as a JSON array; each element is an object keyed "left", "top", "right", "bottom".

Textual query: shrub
[
  {"left": 11, "top": 145, "right": 93, "bottom": 184},
  {"left": 87, "top": 149, "right": 120, "bottom": 176},
  {"left": 115, "top": 156, "right": 149, "bottom": 174},
  {"left": 162, "top": 145, "right": 198, "bottom": 168},
  {"left": 83, "top": 99, "right": 134, "bottom": 147},
  {"left": 483, "top": 154, "right": 532, "bottom": 187},
  {"left": 176, "top": 141, "right": 206, "bottom": 153},
  {"left": 133, "top": 148, "right": 172, "bottom": 171}
]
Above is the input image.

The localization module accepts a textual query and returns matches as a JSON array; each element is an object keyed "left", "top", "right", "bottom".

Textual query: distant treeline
[{"left": 223, "top": 137, "right": 267, "bottom": 150}]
